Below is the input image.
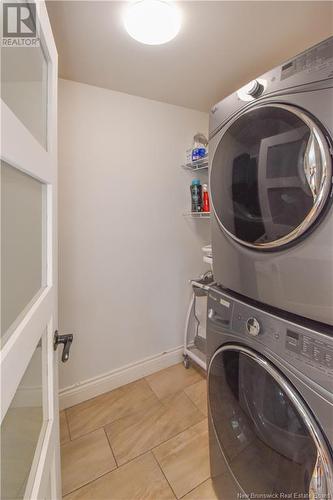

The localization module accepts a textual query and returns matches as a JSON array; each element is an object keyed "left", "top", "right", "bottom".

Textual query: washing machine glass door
[
  {"left": 210, "top": 104, "right": 332, "bottom": 249},
  {"left": 208, "top": 345, "right": 333, "bottom": 496}
]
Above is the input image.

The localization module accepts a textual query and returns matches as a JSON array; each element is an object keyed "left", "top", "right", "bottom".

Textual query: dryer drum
[
  {"left": 208, "top": 345, "right": 333, "bottom": 497},
  {"left": 210, "top": 104, "right": 332, "bottom": 250}
]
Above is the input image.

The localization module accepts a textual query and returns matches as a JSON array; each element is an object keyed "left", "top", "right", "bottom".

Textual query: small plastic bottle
[
  {"left": 191, "top": 133, "right": 208, "bottom": 162},
  {"left": 202, "top": 184, "right": 210, "bottom": 212},
  {"left": 190, "top": 179, "right": 202, "bottom": 212}
]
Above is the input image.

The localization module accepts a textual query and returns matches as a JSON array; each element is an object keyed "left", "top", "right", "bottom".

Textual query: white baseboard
[{"left": 59, "top": 346, "right": 184, "bottom": 410}]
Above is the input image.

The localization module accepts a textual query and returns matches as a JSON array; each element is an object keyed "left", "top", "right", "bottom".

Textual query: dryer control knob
[
  {"left": 246, "top": 317, "right": 260, "bottom": 336},
  {"left": 244, "top": 80, "right": 262, "bottom": 97}
]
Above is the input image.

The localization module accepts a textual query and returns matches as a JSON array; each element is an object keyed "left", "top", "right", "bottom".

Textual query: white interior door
[{"left": 1, "top": 1, "right": 60, "bottom": 498}]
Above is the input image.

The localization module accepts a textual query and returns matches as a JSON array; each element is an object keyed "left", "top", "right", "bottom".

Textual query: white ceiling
[{"left": 47, "top": 1, "right": 333, "bottom": 112}]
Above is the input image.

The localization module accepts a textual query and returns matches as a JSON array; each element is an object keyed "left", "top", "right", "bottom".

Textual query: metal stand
[{"left": 183, "top": 271, "right": 214, "bottom": 371}]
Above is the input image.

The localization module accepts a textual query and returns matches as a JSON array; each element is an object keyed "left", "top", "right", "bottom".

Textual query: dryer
[
  {"left": 207, "top": 286, "right": 333, "bottom": 499},
  {"left": 209, "top": 37, "right": 333, "bottom": 325}
]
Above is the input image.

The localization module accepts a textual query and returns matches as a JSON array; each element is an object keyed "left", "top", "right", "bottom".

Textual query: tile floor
[{"left": 60, "top": 363, "right": 218, "bottom": 499}]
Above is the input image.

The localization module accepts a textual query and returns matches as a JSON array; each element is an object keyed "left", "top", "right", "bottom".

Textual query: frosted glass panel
[
  {"left": 1, "top": 42, "right": 48, "bottom": 148},
  {"left": 1, "top": 341, "right": 44, "bottom": 499},
  {"left": 1, "top": 161, "right": 46, "bottom": 340}
]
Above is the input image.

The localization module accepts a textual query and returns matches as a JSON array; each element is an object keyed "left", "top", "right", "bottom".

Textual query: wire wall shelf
[
  {"left": 183, "top": 212, "right": 211, "bottom": 219},
  {"left": 181, "top": 155, "right": 208, "bottom": 171}
]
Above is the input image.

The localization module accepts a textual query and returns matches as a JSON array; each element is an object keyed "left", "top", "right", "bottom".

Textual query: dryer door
[
  {"left": 210, "top": 104, "right": 332, "bottom": 249},
  {"left": 208, "top": 345, "right": 333, "bottom": 496}
]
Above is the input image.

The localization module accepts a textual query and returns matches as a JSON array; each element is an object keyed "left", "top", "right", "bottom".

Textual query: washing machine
[
  {"left": 207, "top": 285, "right": 333, "bottom": 499},
  {"left": 209, "top": 37, "right": 333, "bottom": 326}
]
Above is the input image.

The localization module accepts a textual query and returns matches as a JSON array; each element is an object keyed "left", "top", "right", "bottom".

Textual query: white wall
[{"left": 58, "top": 79, "right": 210, "bottom": 398}]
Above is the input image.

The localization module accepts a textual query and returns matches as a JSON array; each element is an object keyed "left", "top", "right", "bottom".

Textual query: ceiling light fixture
[{"left": 123, "top": 0, "right": 181, "bottom": 45}]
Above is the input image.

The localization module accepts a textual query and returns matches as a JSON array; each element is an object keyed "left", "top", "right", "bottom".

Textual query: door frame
[{"left": 1, "top": 0, "right": 59, "bottom": 498}]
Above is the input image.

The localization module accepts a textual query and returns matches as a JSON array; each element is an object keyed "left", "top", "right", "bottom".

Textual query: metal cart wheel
[{"left": 183, "top": 354, "right": 190, "bottom": 369}]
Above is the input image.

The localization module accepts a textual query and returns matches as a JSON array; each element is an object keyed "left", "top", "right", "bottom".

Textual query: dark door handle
[{"left": 54, "top": 330, "right": 73, "bottom": 362}]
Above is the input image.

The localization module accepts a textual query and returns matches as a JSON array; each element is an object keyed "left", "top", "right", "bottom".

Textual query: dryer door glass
[
  {"left": 208, "top": 347, "right": 332, "bottom": 496},
  {"left": 210, "top": 104, "right": 332, "bottom": 249}
]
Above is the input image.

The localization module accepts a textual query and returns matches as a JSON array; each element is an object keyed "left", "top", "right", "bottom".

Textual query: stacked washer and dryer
[{"left": 207, "top": 37, "right": 333, "bottom": 499}]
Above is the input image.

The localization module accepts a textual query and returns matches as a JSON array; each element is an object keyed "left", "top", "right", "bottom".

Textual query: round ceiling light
[{"left": 123, "top": 0, "right": 181, "bottom": 45}]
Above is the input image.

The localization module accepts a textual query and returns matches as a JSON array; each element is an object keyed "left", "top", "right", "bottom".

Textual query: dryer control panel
[
  {"left": 207, "top": 287, "right": 333, "bottom": 394},
  {"left": 209, "top": 36, "right": 333, "bottom": 139},
  {"left": 281, "top": 40, "right": 333, "bottom": 81}
]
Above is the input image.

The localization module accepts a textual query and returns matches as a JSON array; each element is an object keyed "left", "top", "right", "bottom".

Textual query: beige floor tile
[
  {"left": 184, "top": 379, "right": 208, "bottom": 416},
  {"left": 182, "top": 479, "right": 218, "bottom": 500},
  {"left": 153, "top": 419, "right": 210, "bottom": 498},
  {"left": 61, "top": 428, "right": 116, "bottom": 496},
  {"left": 184, "top": 473, "right": 241, "bottom": 500},
  {"left": 146, "top": 363, "right": 203, "bottom": 400},
  {"left": 64, "top": 452, "right": 175, "bottom": 500},
  {"left": 60, "top": 411, "right": 70, "bottom": 445},
  {"left": 106, "top": 392, "right": 204, "bottom": 466},
  {"left": 66, "top": 378, "right": 155, "bottom": 440}
]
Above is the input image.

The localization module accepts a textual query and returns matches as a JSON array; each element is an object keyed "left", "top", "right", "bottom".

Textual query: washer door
[
  {"left": 210, "top": 104, "right": 332, "bottom": 249},
  {"left": 208, "top": 345, "right": 333, "bottom": 496}
]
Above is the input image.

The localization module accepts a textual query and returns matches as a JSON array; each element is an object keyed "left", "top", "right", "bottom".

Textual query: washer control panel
[
  {"left": 285, "top": 330, "right": 333, "bottom": 370},
  {"left": 207, "top": 287, "right": 333, "bottom": 391}
]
